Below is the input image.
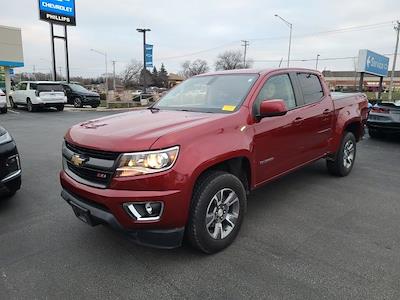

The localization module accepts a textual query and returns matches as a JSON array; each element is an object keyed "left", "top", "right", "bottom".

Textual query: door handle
[
  {"left": 323, "top": 109, "right": 330, "bottom": 115},
  {"left": 293, "top": 117, "right": 303, "bottom": 124}
]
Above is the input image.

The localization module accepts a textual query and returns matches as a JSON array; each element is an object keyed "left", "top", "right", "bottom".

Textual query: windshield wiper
[{"left": 147, "top": 106, "right": 160, "bottom": 112}]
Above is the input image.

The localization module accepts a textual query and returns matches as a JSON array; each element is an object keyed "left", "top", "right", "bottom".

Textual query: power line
[{"left": 155, "top": 20, "right": 396, "bottom": 62}]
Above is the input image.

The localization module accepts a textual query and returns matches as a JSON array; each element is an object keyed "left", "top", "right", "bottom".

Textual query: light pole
[
  {"left": 90, "top": 48, "right": 108, "bottom": 94},
  {"left": 136, "top": 28, "right": 151, "bottom": 92},
  {"left": 316, "top": 54, "right": 320, "bottom": 70},
  {"left": 275, "top": 14, "right": 292, "bottom": 67},
  {"left": 241, "top": 40, "right": 249, "bottom": 68},
  {"left": 389, "top": 21, "right": 400, "bottom": 101}
]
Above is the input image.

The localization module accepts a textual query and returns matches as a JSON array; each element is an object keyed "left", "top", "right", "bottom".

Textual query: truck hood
[{"left": 65, "top": 109, "right": 225, "bottom": 152}]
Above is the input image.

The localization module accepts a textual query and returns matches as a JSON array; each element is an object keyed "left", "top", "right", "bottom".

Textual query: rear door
[{"left": 294, "top": 72, "right": 334, "bottom": 161}]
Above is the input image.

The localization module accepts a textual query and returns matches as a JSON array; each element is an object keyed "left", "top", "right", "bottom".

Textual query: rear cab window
[{"left": 297, "top": 73, "right": 324, "bottom": 104}]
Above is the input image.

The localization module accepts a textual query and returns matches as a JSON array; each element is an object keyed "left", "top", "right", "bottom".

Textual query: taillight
[{"left": 371, "top": 107, "right": 389, "bottom": 114}]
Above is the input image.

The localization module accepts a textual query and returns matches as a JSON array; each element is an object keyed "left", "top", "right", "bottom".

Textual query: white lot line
[{"left": 8, "top": 109, "right": 19, "bottom": 114}]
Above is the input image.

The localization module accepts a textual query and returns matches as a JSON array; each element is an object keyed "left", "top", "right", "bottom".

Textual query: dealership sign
[
  {"left": 357, "top": 49, "right": 389, "bottom": 77},
  {"left": 38, "top": 0, "right": 76, "bottom": 26}
]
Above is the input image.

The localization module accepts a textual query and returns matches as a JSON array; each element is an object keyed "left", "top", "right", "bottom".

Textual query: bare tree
[
  {"left": 215, "top": 50, "right": 253, "bottom": 70},
  {"left": 180, "top": 59, "right": 210, "bottom": 78},
  {"left": 121, "top": 60, "right": 142, "bottom": 88}
]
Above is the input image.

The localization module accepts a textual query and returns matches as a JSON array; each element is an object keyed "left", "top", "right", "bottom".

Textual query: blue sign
[
  {"left": 145, "top": 44, "right": 153, "bottom": 68},
  {"left": 38, "top": 0, "right": 76, "bottom": 26},
  {"left": 9, "top": 69, "right": 14, "bottom": 75},
  {"left": 358, "top": 49, "right": 389, "bottom": 77}
]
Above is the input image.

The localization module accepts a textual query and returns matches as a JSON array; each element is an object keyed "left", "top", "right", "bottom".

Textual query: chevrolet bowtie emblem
[{"left": 71, "top": 154, "right": 87, "bottom": 167}]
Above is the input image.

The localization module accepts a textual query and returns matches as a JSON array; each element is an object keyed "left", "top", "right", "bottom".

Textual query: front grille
[
  {"left": 63, "top": 142, "right": 119, "bottom": 188},
  {"left": 66, "top": 161, "right": 113, "bottom": 186},
  {"left": 66, "top": 142, "right": 119, "bottom": 160}
]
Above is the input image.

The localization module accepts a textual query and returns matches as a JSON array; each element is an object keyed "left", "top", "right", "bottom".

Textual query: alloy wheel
[{"left": 205, "top": 188, "right": 240, "bottom": 240}]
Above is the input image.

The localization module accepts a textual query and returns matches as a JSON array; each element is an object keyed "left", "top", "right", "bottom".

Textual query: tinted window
[
  {"left": 37, "top": 84, "right": 64, "bottom": 92},
  {"left": 30, "top": 83, "right": 37, "bottom": 90},
  {"left": 256, "top": 74, "right": 296, "bottom": 109},
  {"left": 297, "top": 73, "right": 323, "bottom": 104}
]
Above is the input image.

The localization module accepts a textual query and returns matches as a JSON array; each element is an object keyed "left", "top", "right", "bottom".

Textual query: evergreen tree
[
  {"left": 152, "top": 66, "right": 161, "bottom": 87},
  {"left": 159, "top": 63, "right": 169, "bottom": 88}
]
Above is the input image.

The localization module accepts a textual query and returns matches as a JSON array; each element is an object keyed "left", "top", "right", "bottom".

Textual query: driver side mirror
[{"left": 258, "top": 99, "right": 288, "bottom": 119}]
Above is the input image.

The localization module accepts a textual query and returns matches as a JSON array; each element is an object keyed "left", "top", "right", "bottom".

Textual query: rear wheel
[
  {"left": 91, "top": 104, "right": 99, "bottom": 109},
  {"left": 0, "top": 106, "right": 7, "bottom": 114},
  {"left": 73, "top": 97, "right": 83, "bottom": 108},
  {"left": 27, "top": 99, "right": 36, "bottom": 112},
  {"left": 327, "top": 132, "right": 356, "bottom": 177},
  {"left": 186, "top": 171, "right": 246, "bottom": 254},
  {"left": 56, "top": 104, "right": 64, "bottom": 111}
]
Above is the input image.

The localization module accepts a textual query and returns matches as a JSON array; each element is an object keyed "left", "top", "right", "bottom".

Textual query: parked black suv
[
  {"left": 0, "top": 126, "right": 21, "bottom": 197},
  {"left": 61, "top": 83, "right": 100, "bottom": 108}
]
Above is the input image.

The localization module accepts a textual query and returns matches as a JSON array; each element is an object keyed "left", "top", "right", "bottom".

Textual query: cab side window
[
  {"left": 297, "top": 73, "right": 324, "bottom": 104},
  {"left": 20, "top": 83, "right": 27, "bottom": 90},
  {"left": 30, "top": 83, "right": 37, "bottom": 90},
  {"left": 256, "top": 74, "right": 296, "bottom": 110}
]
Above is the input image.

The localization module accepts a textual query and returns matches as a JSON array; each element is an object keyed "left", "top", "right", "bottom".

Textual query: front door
[{"left": 252, "top": 73, "right": 306, "bottom": 185}]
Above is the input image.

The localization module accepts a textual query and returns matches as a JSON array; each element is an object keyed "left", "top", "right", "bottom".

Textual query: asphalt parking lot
[{"left": 1, "top": 108, "right": 400, "bottom": 299}]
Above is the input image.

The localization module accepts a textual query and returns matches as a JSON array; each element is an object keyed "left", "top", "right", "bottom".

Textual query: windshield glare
[
  {"left": 70, "top": 84, "right": 90, "bottom": 93},
  {"left": 155, "top": 74, "right": 258, "bottom": 113}
]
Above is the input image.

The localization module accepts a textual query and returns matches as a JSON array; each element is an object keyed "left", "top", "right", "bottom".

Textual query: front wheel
[
  {"left": 73, "top": 97, "right": 83, "bottom": 108},
  {"left": 186, "top": 171, "right": 246, "bottom": 254},
  {"left": 0, "top": 106, "right": 7, "bottom": 114},
  {"left": 327, "top": 132, "right": 356, "bottom": 177},
  {"left": 9, "top": 97, "right": 17, "bottom": 109}
]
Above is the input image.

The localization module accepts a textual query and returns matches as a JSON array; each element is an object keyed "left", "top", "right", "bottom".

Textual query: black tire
[
  {"left": 27, "top": 99, "right": 36, "bottom": 112},
  {"left": 0, "top": 106, "right": 7, "bottom": 114},
  {"left": 186, "top": 171, "right": 246, "bottom": 254},
  {"left": 56, "top": 104, "right": 64, "bottom": 111},
  {"left": 9, "top": 97, "right": 17, "bottom": 109},
  {"left": 91, "top": 104, "right": 99, "bottom": 109},
  {"left": 368, "top": 128, "right": 383, "bottom": 139},
  {"left": 73, "top": 97, "right": 83, "bottom": 108},
  {"left": 327, "top": 132, "right": 357, "bottom": 177}
]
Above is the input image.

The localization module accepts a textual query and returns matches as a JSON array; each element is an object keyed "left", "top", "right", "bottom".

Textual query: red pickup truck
[{"left": 60, "top": 68, "right": 368, "bottom": 253}]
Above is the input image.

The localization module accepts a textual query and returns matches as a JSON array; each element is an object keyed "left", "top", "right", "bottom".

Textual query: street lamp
[
  {"left": 90, "top": 48, "right": 108, "bottom": 94},
  {"left": 316, "top": 54, "right": 320, "bottom": 70},
  {"left": 275, "top": 14, "right": 292, "bottom": 67},
  {"left": 136, "top": 28, "right": 151, "bottom": 92}
]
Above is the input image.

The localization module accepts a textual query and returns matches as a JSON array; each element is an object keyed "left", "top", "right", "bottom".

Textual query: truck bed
[{"left": 331, "top": 92, "right": 368, "bottom": 111}]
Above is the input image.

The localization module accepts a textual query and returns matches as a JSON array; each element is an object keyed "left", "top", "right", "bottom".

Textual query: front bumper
[
  {"left": 367, "top": 120, "right": 400, "bottom": 133},
  {"left": 0, "top": 141, "right": 21, "bottom": 195},
  {"left": 82, "top": 98, "right": 100, "bottom": 105},
  {"left": 61, "top": 189, "right": 185, "bottom": 249}
]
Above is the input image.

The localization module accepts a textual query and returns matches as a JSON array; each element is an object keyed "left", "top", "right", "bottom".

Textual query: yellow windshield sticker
[{"left": 222, "top": 105, "right": 236, "bottom": 112}]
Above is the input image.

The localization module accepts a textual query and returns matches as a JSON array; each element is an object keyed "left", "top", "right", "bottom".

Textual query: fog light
[
  {"left": 145, "top": 202, "right": 153, "bottom": 215},
  {"left": 124, "top": 202, "right": 163, "bottom": 221}
]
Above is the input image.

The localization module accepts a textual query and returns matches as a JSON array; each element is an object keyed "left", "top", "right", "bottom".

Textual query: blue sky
[{"left": 1, "top": 0, "right": 400, "bottom": 77}]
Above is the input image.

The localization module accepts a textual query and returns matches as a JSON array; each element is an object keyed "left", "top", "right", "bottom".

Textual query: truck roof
[{"left": 197, "top": 68, "right": 320, "bottom": 77}]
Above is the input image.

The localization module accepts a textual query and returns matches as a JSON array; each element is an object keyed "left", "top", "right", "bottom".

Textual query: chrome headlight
[
  {"left": 115, "top": 146, "right": 179, "bottom": 177},
  {"left": 0, "top": 126, "right": 12, "bottom": 145}
]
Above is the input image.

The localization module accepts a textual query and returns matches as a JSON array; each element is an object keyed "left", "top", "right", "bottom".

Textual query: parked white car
[
  {"left": 9, "top": 81, "right": 67, "bottom": 112},
  {"left": 0, "top": 89, "right": 7, "bottom": 114}
]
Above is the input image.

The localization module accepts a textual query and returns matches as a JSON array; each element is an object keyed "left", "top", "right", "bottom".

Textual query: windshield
[
  {"left": 69, "top": 84, "right": 90, "bottom": 93},
  {"left": 155, "top": 74, "right": 258, "bottom": 113}
]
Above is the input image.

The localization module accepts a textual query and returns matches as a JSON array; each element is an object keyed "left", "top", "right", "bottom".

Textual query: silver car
[
  {"left": 367, "top": 100, "right": 400, "bottom": 138},
  {"left": 0, "top": 89, "right": 7, "bottom": 114}
]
